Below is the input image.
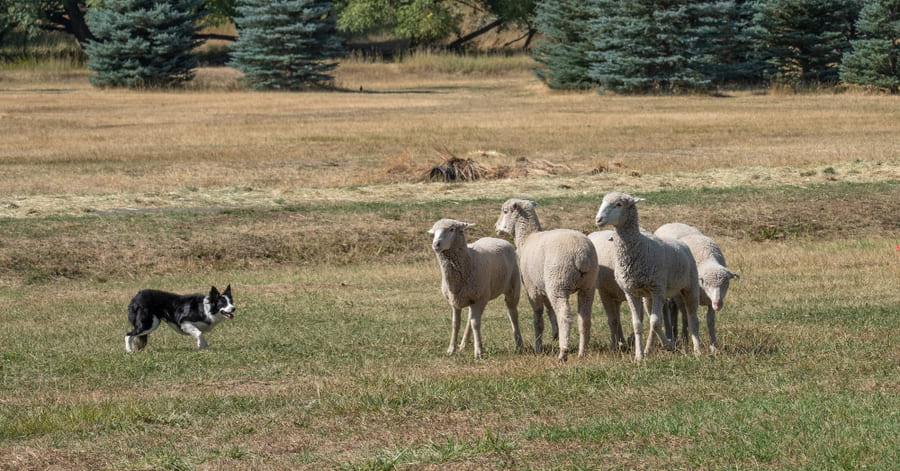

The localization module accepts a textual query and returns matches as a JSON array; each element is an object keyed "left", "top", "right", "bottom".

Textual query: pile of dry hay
[{"left": 425, "top": 148, "right": 570, "bottom": 182}]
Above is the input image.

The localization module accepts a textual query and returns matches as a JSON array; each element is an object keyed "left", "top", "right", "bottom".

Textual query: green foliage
[
  {"left": 840, "top": 0, "right": 900, "bottom": 91},
  {"left": 84, "top": 0, "right": 203, "bottom": 87},
  {"left": 692, "top": 0, "right": 764, "bottom": 85},
  {"left": 531, "top": 0, "right": 596, "bottom": 89},
  {"left": 336, "top": 0, "right": 458, "bottom": 44},
  {"left": 229, "top": 0, "right": 344, "bottom": 90},
  {"left": 335, "top": 0, "right": 535, "bottom": 46},
  {"left": 588, "top": 0, "right": 716, "bottom": 93},
  {"left": 750, "top": 0, "right": 859, "bottom": 85}
]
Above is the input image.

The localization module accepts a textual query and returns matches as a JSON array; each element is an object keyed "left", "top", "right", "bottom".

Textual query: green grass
[{"left": 2, "top": 183, "right": 900, "bottom": 469}]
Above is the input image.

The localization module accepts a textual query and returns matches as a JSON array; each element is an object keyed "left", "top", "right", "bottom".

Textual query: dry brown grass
[{"left": 2, "top": 61, "right": 898, "bottom": 217}]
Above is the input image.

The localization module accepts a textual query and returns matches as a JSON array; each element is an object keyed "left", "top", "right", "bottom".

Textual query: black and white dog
[{"left": 125, "top": 285, "right": 235, "bottom": 352}]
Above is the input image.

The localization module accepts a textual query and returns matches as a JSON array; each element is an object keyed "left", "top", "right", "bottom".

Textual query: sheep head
[
  {"left": 428, "top": 219, "right": 474, "bottom": 253},
  {"left": 700, "top": 265, "right": 741, "bottom": 311},
  {"left": 495, "top": 198, "right": 537, "bottom": 238},
  {"left": 595, "top": 192, "right": 644, "bottom": 228}
]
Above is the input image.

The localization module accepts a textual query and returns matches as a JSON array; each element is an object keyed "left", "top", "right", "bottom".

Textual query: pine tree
[
  {"left": 531, "top": 0, "right": 596, "bottom": 89},
  {"left": 693, "top": 1, "right": 764, "bottom": 85},
  {"left": 229, "top": 0, "right": 344, "bottom": 90},
  {"left": 588, "top": 0, "right": 714, "bottom": 93},
  {"left": 840, "top": 0, "right": 900, "bottom": 92},
  {"left": 84, "top": 0, "right": 203, "bottom": 88},
  {"left": 750, "top": 0, "right": 859, "bottom": 85}
]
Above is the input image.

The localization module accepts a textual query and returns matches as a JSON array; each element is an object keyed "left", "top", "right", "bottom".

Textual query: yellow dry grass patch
[{"left": 2, "top": 63, "right": 899, "bottom": 215}]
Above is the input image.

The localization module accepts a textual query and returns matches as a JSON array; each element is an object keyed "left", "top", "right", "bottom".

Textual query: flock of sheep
[{"left": 428, "top": 192, "right": 740, "bottom": 362}]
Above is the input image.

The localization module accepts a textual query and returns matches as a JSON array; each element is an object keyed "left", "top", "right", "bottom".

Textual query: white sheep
[
  {"left": 595, "top": 192, "right": 702, "bottom": 361},
  {"left": 587, "top": 230, "right": 627, "bottom": 351},
  {"left": 495, "top": 199, "right": 598, "bottom": 361},
  {"left": 655, "top": 222, "right": 740, "bottom": 352},
  {"left": 429, "top": 218, "right": 524, "bottom": 358}
]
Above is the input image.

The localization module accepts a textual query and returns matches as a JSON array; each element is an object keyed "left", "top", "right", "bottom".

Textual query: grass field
[{"left": 1, "top": 57, "right": 900, "bottom": 470}]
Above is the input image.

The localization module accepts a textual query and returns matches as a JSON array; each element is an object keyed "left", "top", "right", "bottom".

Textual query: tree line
[
  {"left": 532, "top": 0, "right": 900, "bottom": 93},
  {"left": 1, "top": 0, "right": 898, "bottom": 92}
]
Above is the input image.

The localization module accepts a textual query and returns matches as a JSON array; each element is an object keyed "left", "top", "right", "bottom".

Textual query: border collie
[{"left": 125, "top": 285, "right": 235, "bottom": 352}]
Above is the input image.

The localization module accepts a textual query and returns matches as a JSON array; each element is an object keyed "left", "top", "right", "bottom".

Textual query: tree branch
[
  {"left": 195, "top": 33, "right": 238, "bottom": 42},
  {"left": 447, "top": 17, "right": 503, "bottom": 50}
]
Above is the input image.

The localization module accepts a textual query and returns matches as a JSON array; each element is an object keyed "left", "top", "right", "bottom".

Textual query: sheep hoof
[
  {"left": 446, "top": 347, "right": 456, "bottom": 355},
  {"left": 557, "top": 350, "right": 569, "bottom": 362}
]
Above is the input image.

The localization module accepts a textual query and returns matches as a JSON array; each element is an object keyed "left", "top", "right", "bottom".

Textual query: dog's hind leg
[
  {"left": 125, "top": 316, "right": 159, "bottom": 352},
  {"left": 126, "top": 335, "right": 148, "bottom": 351}
]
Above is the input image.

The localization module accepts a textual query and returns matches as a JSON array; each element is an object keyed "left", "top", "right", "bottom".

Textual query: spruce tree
[
  {"left": 229, "top": 0, "right": 344, "bottom": 90},
  {"left": 531, "top": 0, "right": 595, "bottom": 89},
  {"left": 588, "top": 0, "right": 714, "bottom": 93},
  {"left": 750, "top": 0, "right": 859, "bottom": 84},
  {"left": 693, "top": 1, "right": 764, "bottom": 85},
  {"left": 85, "top": 0, "right": 203, "bottom": 88},
  {"left": 840, "top": 0, "right": 900, "bottom": 92}
]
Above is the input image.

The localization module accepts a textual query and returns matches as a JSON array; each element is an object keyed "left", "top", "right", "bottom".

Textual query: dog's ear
[
  {"left": 209, "top": 286, "right": 220, "bottom": 298},
  {"left": 223, "top": 284, "right": 231, "bottom": 296}
]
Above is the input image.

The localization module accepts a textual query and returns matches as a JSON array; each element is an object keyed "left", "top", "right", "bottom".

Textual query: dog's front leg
[{"left": 180, "top": 323, "right": 209, "bottom": 349}]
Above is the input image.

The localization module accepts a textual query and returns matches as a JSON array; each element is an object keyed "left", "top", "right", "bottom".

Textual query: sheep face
[
  {"left": 428, "top": 219, "right": 474, "bottom": 253},
  {"left": 495, "top": 198, "right": 536, "bottom": 237},
  {"left": 701, "top": 267, "right": 740, "bottom": 311},
  {"left": 595, "top": 192, "right": 644, "bottom": 228}
]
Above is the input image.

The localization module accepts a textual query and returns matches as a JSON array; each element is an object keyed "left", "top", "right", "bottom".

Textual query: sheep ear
[
  {"left": 730, "top": 271, "right": 741, "bottom": 280},
  {"left": 631, "top": 196, "right": 645, "bottom": 206},
  {"left": 427, "top": 228, "right": 435, "bottom": 235},
  {"left": 463, "top": 222, "right": 476, "bottom": 229}
]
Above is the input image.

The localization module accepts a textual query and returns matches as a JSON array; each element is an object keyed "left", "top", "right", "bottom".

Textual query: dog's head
[{"left": 208, "top": 285, "right": 235, "bottom": 319}]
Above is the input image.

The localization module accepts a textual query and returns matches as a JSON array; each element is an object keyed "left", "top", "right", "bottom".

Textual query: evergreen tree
[
  {"left": 694, "top": 1, "right": 764, "bottom": 85},
  {"left": 750, "top": 0, "right": 859, "bottom": 84},
  {"left": 588, "top": 0, "right": 714, "bottom": 93},
  {"left": 84, "top": 0, "right": 203, "bottom": 88},
  {"left": 840, "top": 0, "right": 900, "bottom": 91},
  {"left": 229, "top": 0, "right": 343, "bottom": 90},
  {"left": 531, "top": 0, "right": 595, "bottom": 89}
]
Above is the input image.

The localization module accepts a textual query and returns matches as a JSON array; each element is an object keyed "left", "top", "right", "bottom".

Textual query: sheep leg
[
  {"left": 600, "top": 295, "right": 626, "bottom": 350},
  {"left": 706, "top": 305, "right": 719, "bottom": 354},
  {"left": 682, "top": 289, "right": 703, "bottom": 356},
  {"left": 663, "top": 298, "right": 674, "bottom": 345},
  {"left": 642, "top": 297, "right": 656, "bottom": 355},
  {"left": 459, "top": 308, "right": 474, "bottom": 351},
  {"left": 576, "top": 288, "right": 593, "bottom": 358},
  {"left": 550, "top": 297, "right": 572, "bottom": 362},
  {"left": 645, "top": 294, "right": 675, "bottom": 357},
  {"left": 448, "top": 307, "right": 463, "bottom": 355},
  {"left": 468, "top": 304, "right": 486, "bottom": 359},
  {"left": 546, "top": 300, "right": 560, "bottom": 341},
  {"left": 626, "top": 294, "right": 645, "bottom": 362},
  {"left": 529, "top": 296, "right": 545, "bottom": 354},
  {"left": 670, "top": 295, "right": 689, "bottom": 348},
  {"left": 504, "top": 293, "right": 524, "bottom": 352}
]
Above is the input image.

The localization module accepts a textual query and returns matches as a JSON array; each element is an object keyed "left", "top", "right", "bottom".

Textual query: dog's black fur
[{"left": 125, "top": 285, "right": 235, "bottom": 351}]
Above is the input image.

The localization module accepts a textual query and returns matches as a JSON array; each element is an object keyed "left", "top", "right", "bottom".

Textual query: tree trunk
[{"left": 62, "top": 0, "right": 95, "bottom": 46}]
